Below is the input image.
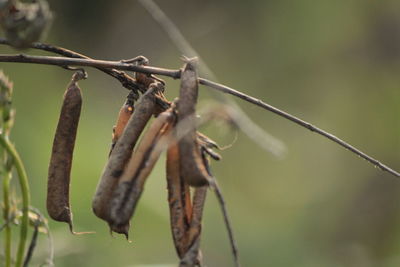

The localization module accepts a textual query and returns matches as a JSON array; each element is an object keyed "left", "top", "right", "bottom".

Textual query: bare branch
[
  {"left": 0, "top": 37, "right": 142, "bottom": 99},
  {"left": 199, "top": 78, "right": 400, "bottom": 177},
  {"left": 0, "top": 52, "right": 398, "bottom": 177},
  {"left": 0, "top": 53, "right": 180, "bottom": 78}
]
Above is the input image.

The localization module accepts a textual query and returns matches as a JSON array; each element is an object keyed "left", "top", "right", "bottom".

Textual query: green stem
[
  {"left": 2, "top": 171, "right": 12, "bottom": 267},
  {"left": 0, "top": 135, "right": 30, "bottom": 267}
]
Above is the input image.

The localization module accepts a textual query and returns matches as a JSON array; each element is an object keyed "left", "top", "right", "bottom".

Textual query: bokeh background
[{"left": 1, "top": 0, "right": 400, "bottom": 266}]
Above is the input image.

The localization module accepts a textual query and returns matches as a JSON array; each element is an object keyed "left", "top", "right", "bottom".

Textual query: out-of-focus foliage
[
  {"left": 0, "top": 0, "right": 52, "bottom": 48},
  {"left": 1, "top": 0, "right": 400, "bottom": 266}
]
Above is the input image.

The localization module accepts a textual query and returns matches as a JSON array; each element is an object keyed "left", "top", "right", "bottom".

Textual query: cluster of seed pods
[{"left": 46, "top": 58, "right": 225, "bottom": 265}]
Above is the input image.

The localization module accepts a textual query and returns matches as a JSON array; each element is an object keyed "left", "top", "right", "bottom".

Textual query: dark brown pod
[
  {"left": 47, "top": 71, "right": 85, "bottom": 232},
  {"left": 178, "top": 187, "right": 207, "bottom": 267},
  {"left": 110, "top": 100, "right": 134, "bottom": 154},
  {"left": 166, "top": 139, "right": 192, "bottom": 258},
  {"left": 92, "top": 85, "right": 158, "bottom": 236},
  {"left": 179, "top": 148, "right": 209, "bottom": 265},
  {"left": 109, "top": 108, "right": 175, "bottom": 230},
  {"left": 177, "top": 57, "right": 211, "bottom": 186}
]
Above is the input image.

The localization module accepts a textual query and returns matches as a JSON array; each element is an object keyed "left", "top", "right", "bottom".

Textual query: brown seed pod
[
  {"left": 177, "top": 183, "right": 207, "bottom": 267},
  {"left": 109, "top": 107, "right": 176, "bottom": 231},
  {"left": 178, "top": 147, "right": 209, "bottom": 266},
  {"left": 177, "top": 57, "right": 211, "bottom": 186},
  {"left": 110, "top": 100, "right": 134, "bottom": 154},
  {"left": 179, "top": 237, "right": 203, "bottom": 267},
  {"left": 47, "top": 71, "right": 85, "bottom": 232},
  {"left": 187, "top": 186, "right": 207, "bottom": 244},
  {"left": 166, "top": 139, "right": 193, "bottom": 258},
  {"left": 92, "top": 84, "right": 158, "bottom": 236}
]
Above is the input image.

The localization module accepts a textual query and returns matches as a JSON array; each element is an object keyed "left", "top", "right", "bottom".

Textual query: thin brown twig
[
  {"left": 0, "top": 52, "right": 398, "bottom": 177},
  {"left": 0, "top": 38, "right": 173, "bottom": 111},
  {"left": 0, "top": 53, "right": 180, "bottom": 78},
  {"left": 210, "top": 180, "right": 240, "bottom": 267},
  {"left": 198, "top": 78, "right": 400, "bottom": 178},
  {"left": 0, "top": 38, "right": 142, "bottom": 98},
  {"left": 201, "top": 148, "right": 240, "bottom": 267}
]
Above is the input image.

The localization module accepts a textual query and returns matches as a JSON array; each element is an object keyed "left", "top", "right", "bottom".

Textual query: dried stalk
[
  {"left": 0, "top": 38, "right": 170, "bottom": 109},
  {"left": 0, "top": 38, "right": 142, "bottom": 100},
  {"left": 0, "top": 53, "right": 180, "bottom": 78}
]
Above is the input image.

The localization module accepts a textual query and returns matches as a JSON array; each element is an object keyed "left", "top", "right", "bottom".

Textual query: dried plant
[{"left": 1, "top": 1, "right": 400, "bottom": 267}]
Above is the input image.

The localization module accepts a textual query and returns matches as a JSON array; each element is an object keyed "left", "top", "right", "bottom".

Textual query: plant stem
[
  {"left": 0, "top": 54, "right": 180, "bottom": 78},
  {"left": 0, "top": 135, "right": 30, "bottom": 267},
  {"left": 2, "top": 170, "right": 12, "bottom": 267},
  {"left": 0, "top": 53, "right": 398, "bottom": 177}
]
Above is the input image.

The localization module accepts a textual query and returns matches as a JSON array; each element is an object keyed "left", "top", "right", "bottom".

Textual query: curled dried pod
[
  {"left": 177, "top": 57, "right": 211, "bottom": 186},
  {"left": 166, "top": 139, "right": 192, "bottom": 258},
  {"left": 92, "top": 84, "right": 158, "bottom": 236},
  {"left": 109, "top": 107, "right": 176, "bottom": 232},
  {"left": 47, "top": 70, "right": 86, "bottom": 233}
]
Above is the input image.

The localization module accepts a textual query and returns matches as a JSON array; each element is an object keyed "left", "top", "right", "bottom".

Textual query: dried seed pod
[
  {"left": 166, "top": 125, "right": 208, "bottom": 264},
  {"left": 179, "top": 237, "right": 203, "bottom": 267},
  {"left": 110, "top": 100, "right": 134, "bottom": 154},
  {"left": 47, "top": 71, "right": 85, "bottom": 232},
  {"left": 92, "top": 84, "right": 158, "bottom": 235},
  {"left": 166, "top": 140, "right": 192, "bottom": 258},
  {"left": 110, "top": 108, "right": 176, "bottom": 230},
  {"left": 183, "top": 186, "right": 207, "bottom": 260},
  {"left": 177, "top": 57, "right": 211, "bottom": 186},
  {"left": 178, "top": 149, "right": 209, "bottom": 266},
  {"left": 112, "top": 103, "right": 133, "bottom": 144}
]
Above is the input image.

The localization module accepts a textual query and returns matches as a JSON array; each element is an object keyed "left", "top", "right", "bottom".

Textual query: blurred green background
[{"left": 1, "top": 0, "right": 400, "bottom": 266}]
